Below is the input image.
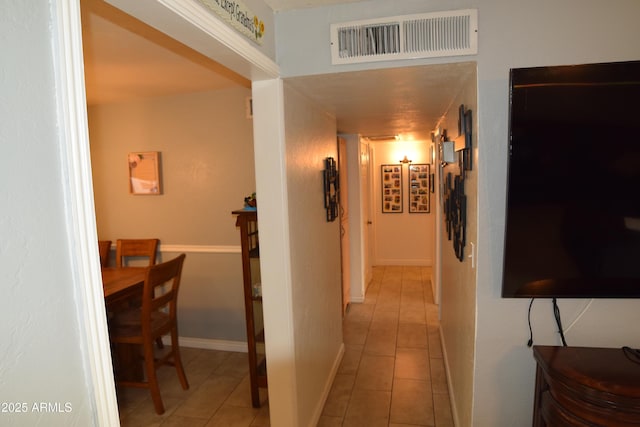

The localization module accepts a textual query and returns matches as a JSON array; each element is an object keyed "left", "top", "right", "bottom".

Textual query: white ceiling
[{"left": 81, "top": 0, "right": 474, "bottom": 142}]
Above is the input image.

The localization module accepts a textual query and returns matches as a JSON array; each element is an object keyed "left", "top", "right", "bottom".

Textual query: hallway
[
  {"left": 319, "top": 265, "right": 454, "bottom": 426},
  {"left": 116, "top": 265, "right": 452, "bottom": 426}
]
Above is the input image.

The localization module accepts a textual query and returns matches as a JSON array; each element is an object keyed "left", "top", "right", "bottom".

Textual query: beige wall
[
  {"left": 88, "top": 87, "right": 255, "bottom": 342},
  {"left": 283, "top": 82, "right": 344, "bottom": 426},
  {"left": 372, "top": 140, "right": 434, "bottom": 266},
  {"left": 437, "top": 71, "right": 478, "bottom": 427}
]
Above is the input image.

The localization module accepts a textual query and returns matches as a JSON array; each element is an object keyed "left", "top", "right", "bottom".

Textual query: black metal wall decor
[
  {"left": 323, "top": 157, "right": 339, "bottom": 222},
  {"left": 442, "top": 104, "right": 473, "bottom": 262},
  {"left": 458, "top": 104, "right": 473, "bottom": 171}
]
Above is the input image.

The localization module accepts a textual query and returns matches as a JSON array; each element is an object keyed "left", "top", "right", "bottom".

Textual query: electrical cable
[
  {"left": 527, "top": 298, "right": 535, "bottom": 347},
  {"left": 564, "top": 299, "right": 593, "bottom": 333},
  {"left": 552, "top": 298, "right": 567, "bottom": 346}
]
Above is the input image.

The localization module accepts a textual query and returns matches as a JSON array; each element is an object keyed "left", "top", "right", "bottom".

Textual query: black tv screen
[{"left": 502, "top": 60, "right": 640, "bottom": 298}]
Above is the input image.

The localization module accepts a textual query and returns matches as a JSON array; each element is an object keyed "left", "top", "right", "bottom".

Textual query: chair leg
[
  {"left": 170, "top": 328, "right": 189, "bottom": 390},
  {"left": 155, "top": 337, "right": 164, "bottom": 349},
  {"left": 143, "top": 341, "right": 165, "bottom": 415}
]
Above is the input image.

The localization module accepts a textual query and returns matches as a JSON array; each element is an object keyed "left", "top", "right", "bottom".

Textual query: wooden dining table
[{"left": 101, "top": 266, "right": 147, "bottom": 307}]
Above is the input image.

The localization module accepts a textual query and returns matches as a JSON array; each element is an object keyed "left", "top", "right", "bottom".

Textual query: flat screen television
[{"left": 502, "top": 60, "right": 640, "bottom": 298}]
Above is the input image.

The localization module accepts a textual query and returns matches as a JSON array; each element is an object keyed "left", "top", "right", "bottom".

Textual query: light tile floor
[
  {"left": 118, "top": 266, "right": 453, "bottom": 427},
  {"left": 318, "top": 265, "right": 454, "bottom": 427}
]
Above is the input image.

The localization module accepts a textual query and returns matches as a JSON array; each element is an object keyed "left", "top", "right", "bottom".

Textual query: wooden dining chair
[
  {"left": 116, "top": 238, "right": 164, "bottom": 348},
  {"left": 109, "top": 253, "right": 189, "bottom": 415},
  {"left": 98, "top": 240, "right": 112, "bottom": 267},
  {"left": 115, "top": 238, "right": 159, "bottom": 268}
]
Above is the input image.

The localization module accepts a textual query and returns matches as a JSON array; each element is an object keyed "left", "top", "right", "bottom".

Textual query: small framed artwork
[
  {"left": 381, "top": 164, "right": 403, "bottom": 213},
  {"left": 408, "top": 164, "right": 430, "bottom": 213},
  {"left": 128, "top": 151, "right": 161, "bottom": 195}
]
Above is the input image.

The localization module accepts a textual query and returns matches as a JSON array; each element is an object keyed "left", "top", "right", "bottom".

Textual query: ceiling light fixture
[{"left": 400, "top": 155, "right": 412, "bottom": 164}]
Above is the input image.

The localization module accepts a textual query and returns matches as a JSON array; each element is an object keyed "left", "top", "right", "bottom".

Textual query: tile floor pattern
[
  {"left": 117, "top": 266, "right": 453, "bottom": 426},
  {"left": 318, "top": 265, "right": 454, "bottom": 427}
]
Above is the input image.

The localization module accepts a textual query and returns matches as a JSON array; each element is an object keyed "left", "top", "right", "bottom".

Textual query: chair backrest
[
  {"left": 98, "top": 240, "right": 112, "bottom": 267},
  {"left": 116, "top": 239, "right": 159, "bottom": 268},
  {"left": 141, "top": 254, "right": 186, "bottom": 325}
]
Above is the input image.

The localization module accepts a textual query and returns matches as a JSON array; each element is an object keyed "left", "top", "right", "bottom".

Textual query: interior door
[
  {"left": 360, "top": 140, "right": 373, "bottom": 286},
  {"left": 338, "top": 137, "right": 350, "bottom": 314}
]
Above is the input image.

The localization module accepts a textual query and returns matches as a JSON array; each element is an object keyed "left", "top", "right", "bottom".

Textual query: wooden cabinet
[
  {"left": 233, "top": 209, "right": 266, "bottom": 408},
  {"left": 532, "top": 345, "right": 640, "bottom": 426}
]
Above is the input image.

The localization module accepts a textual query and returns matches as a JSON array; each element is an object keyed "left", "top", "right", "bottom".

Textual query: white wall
[
  {"left": 0, "top": 1, "right": 97, "bottom": 425},
  {"left": 88, "top": 88, "right": 255, "bottom": 343},
  {"left": 283, "top": 82, "right": 344, "bottom": 426},
  {"left": 372, "top": 140, "right": 434, "bottom": 266},
  {"left": 341, "top": 133, "right": 367, "bottom": 301},
  {"left": 475, "top": 1, "right": 640, "bottom": 425}
]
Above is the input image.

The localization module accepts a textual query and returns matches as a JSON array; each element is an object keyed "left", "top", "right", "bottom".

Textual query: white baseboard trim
[
  {"left": 374, "top": 258, "right": 432, "bottom": 266},
  {"left": 310, "top": 343, "right": 345, "bottom": 427},
  {"left": 163, "top": 336, "right": 248, "bottom": 353},
  {"left": 439, "top": 329, "right": 460, "bottom": 427}
]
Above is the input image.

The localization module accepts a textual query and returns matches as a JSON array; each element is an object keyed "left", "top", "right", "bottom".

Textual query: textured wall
[
  {"left": 0, "top": 1, "right": 95, "bottom": 425},
  {"left": 284, "top": 82, "right": 344, "bottom": 426}
]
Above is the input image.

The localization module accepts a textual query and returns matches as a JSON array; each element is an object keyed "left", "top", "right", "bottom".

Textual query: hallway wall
[
  {"left": 282, "top": 82, "right": 344, "bottom": 426},
  {"left": 372, "top": 140, "right": 434, "bottom": 266}
]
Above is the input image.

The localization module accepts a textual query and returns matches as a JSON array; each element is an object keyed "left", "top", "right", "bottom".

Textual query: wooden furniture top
[
  {"left": 102, "top": 267, "right": 147, "bottom": 300},
  {"left": 232, "top": 209, "right": 257, "bottom": 219},
  {"left": 533, "top": 345, "right": 640, "bottom": 397}
]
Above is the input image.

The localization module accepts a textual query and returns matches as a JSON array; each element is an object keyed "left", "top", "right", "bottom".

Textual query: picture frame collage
[
  {"left": 408, "top": 164, "right": 431, "bottom": 213},
  {"left": 381, "top": 163, "right": 432, "bottom": 214},
  {"left": 381, "top": 164, "right": 403, "bottom": 213}
]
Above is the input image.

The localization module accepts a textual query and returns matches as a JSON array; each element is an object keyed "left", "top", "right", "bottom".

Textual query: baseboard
[
  {"left": 374, "top": 258, "right": 432, "bottom": 266},
  {"left": 163, "top": 336, "right": 248, "bottom": 353},
  {"left": 309, "top": 343, "right": 345, "bottom": 427},
  {"left": 439, "top": 329, "right": 460, "bottom": 427}
]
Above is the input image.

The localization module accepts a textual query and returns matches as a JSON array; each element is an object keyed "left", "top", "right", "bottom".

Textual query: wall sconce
[{"left": 400, "top": 155, "right": 412, "bottom": 164}]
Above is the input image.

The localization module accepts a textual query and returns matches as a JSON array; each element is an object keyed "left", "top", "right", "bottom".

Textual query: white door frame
[{"left": 62, "top": 0, "right": 283, "bottom": 424}]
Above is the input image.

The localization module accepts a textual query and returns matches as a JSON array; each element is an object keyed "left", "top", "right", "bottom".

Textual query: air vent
[{"left": 330, "top": 9, "right": 477, "bottom": 65}]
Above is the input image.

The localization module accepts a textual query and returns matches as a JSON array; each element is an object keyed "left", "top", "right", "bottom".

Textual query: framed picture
[
  {"left": 408, "top": 164, "right": 430, "bottom": 213},
  {"left": 128, "top": 151, "right": 161, "bottom": 195},
  {"left": 381, "top": 164, "right": 403, "bottom": 213}
]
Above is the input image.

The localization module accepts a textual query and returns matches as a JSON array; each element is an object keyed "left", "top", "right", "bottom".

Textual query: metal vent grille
[{"left": 330, "top": 9, "right": 477, "bottom": 65}]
